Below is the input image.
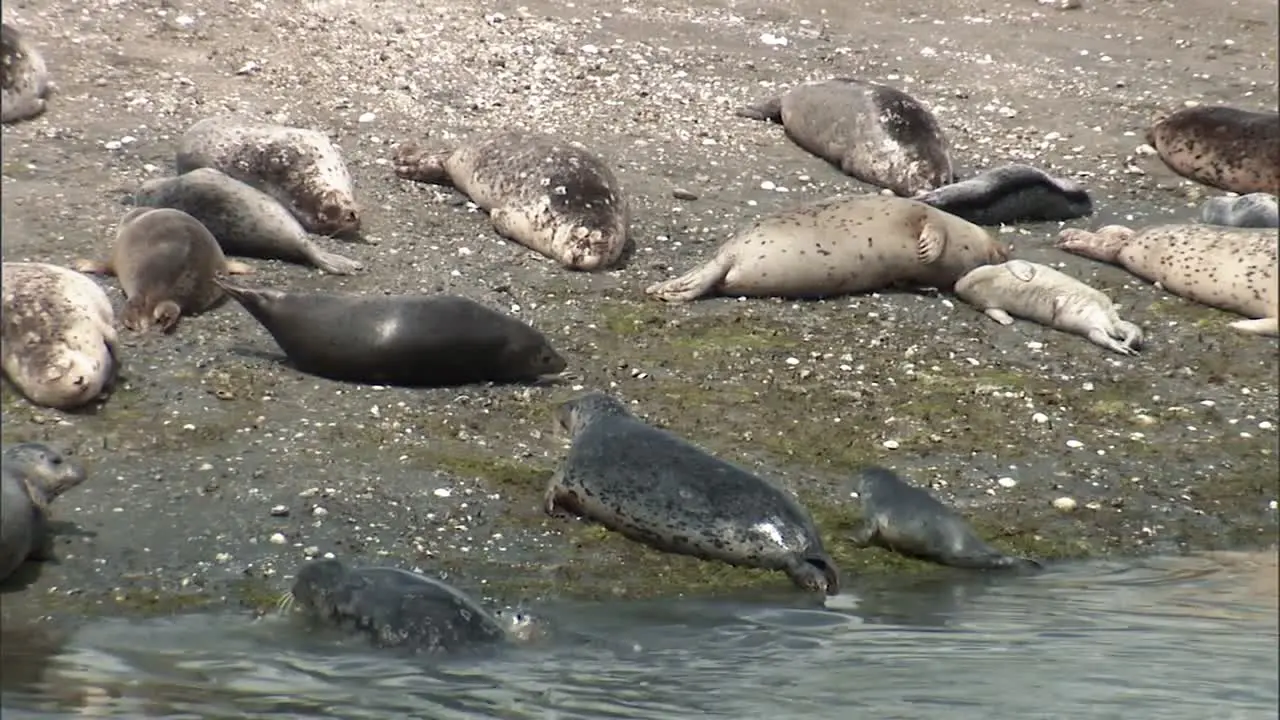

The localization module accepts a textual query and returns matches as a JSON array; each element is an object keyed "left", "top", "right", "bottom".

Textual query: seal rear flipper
[
  {"left": 302, "top": 246, "right": 363, "bottom": 275},
  {"left": 644, "top": 256, "right": 734, "bottom": 303},
  {"left": 734, "top": 95, "right": 783, "bottom": 123},
  {"left": 1228, "top": 316, "right": 1280, "bottom": 336}
]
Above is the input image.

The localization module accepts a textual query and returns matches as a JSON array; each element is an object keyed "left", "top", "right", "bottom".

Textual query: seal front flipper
[
  {"left": 542, "top": 469, "right": 574, "bottom": 519},
  {"left": 845, "top": 517, "right": 880, "bottom": 547},
  {"left": 1229, "top": 316, "right": 1280, "bottom": 336},
  {"left": 915, "top": 221, "right": 948, "bottom": 265},
  {"left": 645, "top": 254, "right": 736, "bottom": 303},
  {"left": 734, "top": 95, "right": 783, "bottom": 123},
  {"left": 982, "top": 308, "right": 1016, "bottom": 326}
]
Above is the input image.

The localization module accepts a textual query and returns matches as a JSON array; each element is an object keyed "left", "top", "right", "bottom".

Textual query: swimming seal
[
  {"left": 1146, "top": 106, "right": 1280, "bottom": 195},
  {"left": 392, "top": 132, "right": 629, "bottom": 271},
  {"left": 736, "top": 77, "right": 954, "bottom": 196},
  {"left": 2, "top": 262, "right": 119, "bottom": 410},
  {"left": 915, "top": 164, "right": 1094, "bottom": 226},
  {"left": 646, "top": 194, "right": 1009, "bottom": 303},
  {"left": 175, "top": 116, "right": 362, "bottom": 237},
  {"left": 544, "top": 392, "right": 841, "bottom": 595},
  {"left": 133, "top": 169, "right": 363, "bottom": 275},
  {"left": 1056, "top": 224, "right": 1278, "bottom": 336},
  {"left": 214, "top": 278, "right": 567, "bottom": 387},
  {"left": 1, "top": 22, "right": 53, "bottom": 124},
  {"left": 847, "top": 466, "right": 1043, "bottom": 572},
  {"left": 0, "top": 443, "right": 88, "bottom": 584},
  {"left": 1198, "top": 193, "right": 1279, "bottom": 229},
  {"left": 953, "top": 260, "right": 1144, "bottom": 355}
]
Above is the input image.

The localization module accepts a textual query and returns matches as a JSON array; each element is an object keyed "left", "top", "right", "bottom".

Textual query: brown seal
[
  {"left": 1, "top": 22, "right": 54, "bottom": 124},
  {"left": 1146, "top": 106, "right": 1280, "bottom": 195}
]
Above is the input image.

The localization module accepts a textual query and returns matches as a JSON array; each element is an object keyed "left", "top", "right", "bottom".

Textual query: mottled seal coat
[
  {"left": 736, "top": 78, "right": 954, "bottom": 197},
  {"left": 915, "top": 164, "right": 1093, "bottom": 226},
  {"left": 74, "top": 208, "right": 254, "bottom": 333},
  {"left": 0, "top": 443, "right": 88, "bottom": 584},
  {"left": 175, "top": 116, "right": 362, "bottom": 238},
  {"left": 544, "top": 392, "right": 841, "bottom": 595},
  {"left": 953, "top": 260, "right": 1144, "bottom": 356},
  {"left": 133, "top": 169, "right": 363, "bottom": 275},
  {"left": 1, "top": 262, "right": 119, "bottom": 410},
  {"left": 392, "top": 132, "right": 629, "bottom": 271},
  {"left": 1198, "top": 193, "right": 1279, "bottom": 229},
  {"left": 1146, "top": 106, "right": 1280, "bottom": 195},
  {"left": 1056, "top": 224, "right": 1278, "bottom": 336},
  {"left": 1, "top": 22, "right": 53, "bottom": 124},
  {"left": 847, "top": 467, "right": 1043, "bottom": 572},
  {"left": 214, "top": 278, "right": 567, "bottom": 387},
  {"left": 646, "top": 194, "right": 1010, "bottom": 303}
]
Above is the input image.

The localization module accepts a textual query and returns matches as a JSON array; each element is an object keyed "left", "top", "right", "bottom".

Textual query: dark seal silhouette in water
[
  {"left": 544, "top": 392, "right": 841, "bottom": 595},
  {"left": 214, "top": 278, "right": 567, "bottom": 387},
  {"left": 847, "top": 467, "right": 1043, "bottom": 572},
  {"left": 1, "top": 22, "right": 54, "bottom": 124},
  {"left": 1, "top": 443, "right": 88, "bottom": 584},
  {"left": 1198, "top": 193, "right": 1279, "bottom": 229},
  {"left": 1146, "top": 106, "right": 1280, "bottom": 196},
  {"left": 915, "top": 164, "right": 1093, "bottom": 226}
]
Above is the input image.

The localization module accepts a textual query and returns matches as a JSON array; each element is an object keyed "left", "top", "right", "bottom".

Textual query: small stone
[
  {"left": 433, "top": 488, "right": 453, "bottom": 498},
  {"left": 1052, "top": 497, "right": 1078, "bottom": 511},
  {"left": 303, "top": 546, "right": 320, "bottom": 557},
  {"left": 103, "top": 140, "right": 122, "bottom": 151},
  {"left": 760, "top": 180, "right": 777, "bottom": 191},
  {"left": 672, "top": 188, "right": 698, "bottom": 201},
  {"left": 1065, "top": 439, "right": 1084, "bottom": 449},
  {"left": 312, "top": 506, "right": 328, "bottom": 517},
  {"left": 997, "top": 477, "right": 1017, "bottom": 488},
  {"left": 357, "top": 112, "right": 376, "bottom": 123},
  {"left": 882, "top": 440, "right": 900, "bottom": 450},
  {"left": 1134, "top": 144, "right": 1157, "bottom": 157},
  {"left": 269, "top": 505, "right": 289, "bottom": 517},
  {"left": 269, "top": 533, "right": 287, "bottom": 545},
  {"left": 1032, "top": 412, "right": 1049, "bottom": 424},
  {"left": 215, "top": 552, "right": 232, "bottom": 563}
]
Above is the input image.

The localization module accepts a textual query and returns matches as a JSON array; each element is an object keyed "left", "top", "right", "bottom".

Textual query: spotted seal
[
  {"left": 915, "top": 164, "right": 1093, "bottom": 226},
  {"left": 1198, "top": 193, "right": 1279, "bottom": 229},
  {"left": 1146, "top": 106, "right": 1280, "bottom": 195},
  {"left": 392, "top": 132, "right": 629, "bottom": 271},
  {"left": 544, "top": 392, "right": 841, "bottom": 595},
  {"left": 736, "top": 77, "right": 954, "bottom": 197},
  {"left": 1, "top": 22, "right": 54, "bottom": 124},
  {"left": 646, "top": 194, "right": 1009, "bottom": 303},
  {"left": 0, "top": 443, "right": 88, "bottom": 584}
]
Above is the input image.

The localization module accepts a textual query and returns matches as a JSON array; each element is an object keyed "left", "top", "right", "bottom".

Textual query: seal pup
[
  {"left": 915, "top": 164, "right": 1094, "bottom": 226},
  {"left": 1056, "top": 224, "right": 1278, "bottom": 336},
  {"left": 1198, "top": 193, "right": 1279, "bottom": 229},
  {"left": 736, "top": 78, "right": 954, "bottom": 197},
  {"left": 214, "top": 278, "right": 567, "bottom": 387},
  {"left": 73, "top": 208, "right": 254, "bottom": 334},
  {"left": 1146, "top": 106, "right": 1280, "bottom": 195},
  {"left": 2, "top": 262, "right": 119, "bottom": 410},
  {"left": 544, "top": 392, "right": 841, "bottom": 595},
  {"left": 0, "top": 443, "right": 88, "bottom": 584},
  {"left": 1, "top": 22, "right": 54, "bottom": 124},
  {"left": 133, "top": 169, "right": 363, "bottom": 275},
  {"left": 392, "top": 132, "right": 629, "bottom": 271},
  {"left": 646, "top": 194, "right": 1009, "bottom": 303},
  {"left": 176, "top": 116, "right": 362, "bottom": 238},
  {"left": 847, "top": 467, "right": 1043, "bottom": 572},
  {"left": 953, "top": 260, "right": 1144, "bottom": 356}
]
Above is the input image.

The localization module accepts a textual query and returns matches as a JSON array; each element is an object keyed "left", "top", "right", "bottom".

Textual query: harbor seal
[
  {"left": 73, "top": 208, "right": 254, "bottom": 333},
  {"left": 1146, "top": 106, "right": 1280, "bottom": 195},
  {"left": 1198, "top": 193, "right": 1279, "bottom": 229},
  {"left": 392, "top": 132, "right": 629, "bottom": 271},
  {"left": 544, "top": 392, "right": 841, "bottom": 595},
  {"left": 1, "top": 22, "right": 53, "bottom": 124},
  {"left": 646, "top": 194, "right": 1010, "bottom": 303},
  {"left": 915, "top": 164, "right": 1094, "bottom": 226},
  {"left": 175, "top": 116, "right": 362, "bottom": 238},
  {"left": 847, "top": 467, "right": 1043, "bottom": 572},
  {"left": 2, "top": 262, "right": 119, "bottom": 410},
  {"left": 214, "top": 278, "right": 567, "bottom": 387},
  {"left": 736, "top": 78, "right": 953, "bottom": 197},
  {"left": 953, "top": 260, "right": 1144, "bottom": 356},
  {"left": 1056, "top": 224, "right": 1278, "bottom": 336},
  {"left": 133, "top": 169, "right": 363, "bottom": 275},
  {"left": 0, "top": 443, "right": 88, "bottom": 584}
]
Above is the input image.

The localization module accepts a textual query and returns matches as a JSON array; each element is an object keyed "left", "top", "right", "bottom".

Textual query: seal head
[
  {"left": 1, "top": 23, "right": 54, "bottom": 124},
  {"left": 0, "top": 443, "right": 88, "bottom": 583}
]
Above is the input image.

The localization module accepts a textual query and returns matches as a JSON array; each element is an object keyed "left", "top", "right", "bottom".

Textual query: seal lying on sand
[
  {"left": 736, "top": 78, "right": 954, "bottom": 196},
  {"left": 1056, "top": 224, "right": 1278, "bottom": 336},
  {"left": 1146, "top": 106, "right": 1280, "bottom": 195},
  {"left": 915, "top": 164, "right": 1093, "bottom": 226},
  {"left": 545, "top": 392, "right": 841, "bottom": 595},
  {"left": 0, "top": 443, "right": 88, "bottom": 584},
  {"left": 215, "top": 278, "right": 567, "bottom": 387},
  {"left": 1, "top": 23, "right": 54, "bottom": 124},
  {"left": 176, "top": 116, "right": 362, "bottom": 238},
  {"left": 847, "top": 467, "right": 1043, "bottom": 572},
  {"left": 1198, "top": 193, "right": 1279, "bottom": 229},
  {"left": 133, "top": 169, "right": 363, "bottom": 275},
  {"left": 393, "top": 132, "right": 629, "bottom": 271},
  {"left": 2, "top": 262, "right": 119, "bottom": 410},
  {"left": 646, "top": 194, "right": 1009, "bottom": 303},
  {"left": 953, "top": 260, "right": 1144, "bottom": 356}
]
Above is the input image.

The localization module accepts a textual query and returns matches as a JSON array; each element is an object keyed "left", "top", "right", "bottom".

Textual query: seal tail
[{"left": 734, "top": 95, "right": 783, "bottom": 123}]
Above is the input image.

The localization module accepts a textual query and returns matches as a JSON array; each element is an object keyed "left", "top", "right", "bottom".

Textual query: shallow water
[{"left": 2, "top": 553, "right": 1276, "bottom": 720}]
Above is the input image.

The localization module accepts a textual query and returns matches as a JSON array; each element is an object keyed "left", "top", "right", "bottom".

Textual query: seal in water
[
  {"left": 2, "top": 262, "right": 120, "bottom": 410},
  {"left": 0, "top": 443, "right": 89, "bottom": 584},
  {"left": 175, "top": 116, "right": 362, "bottom": 238},
  {"left": 73, "top": 208, "right": 254, "bottom": 333},
  {"left": 1, "top": 22, "right": 54, "bottom": 124},
  {"left": 214, "top": 278, "right": 567, "bottom": 387},
  {"left": 1056, "top": 224, "right": 1278, "bottom": 336},
  {"left": 1198, "top": 193, "right": 1279, "bottom": 229},
  {"left": 392, "top": 132, "right": 629, "bottom": 271},
  {"left": 544, "top": 391, "right": 841, "bottom": 595},
  {"left": 953, "top": 259, "right": 1144, "bottom": 356},
  {"left": 1146, "top": 106, "right": 1280, "bottom": 195},
  {"left": 736, "top": 77, "right": 954, "bottom": 197},
  {"left": 847, "top": 466, "right": 1043, "bottom": 572},
  {"left": 645, "top": 194, "right": 1009, "bottom": 303},
  {"left": 915, "top": 164, "right": 1093, "bottom": 226},
  {"left": 133, "top": 169, "right": 363, "bottom": 275}
]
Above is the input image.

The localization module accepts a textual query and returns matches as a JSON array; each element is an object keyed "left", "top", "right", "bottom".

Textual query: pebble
[
  {"left": 997, "top": 477, "right": 1017, "bottom": 488},
  {"left": 1052, "top": 497, "right": 1078, "bottom": 511},
  {"left": 269, "top": 533, "right": 287, "bottom": 545},
  {"left": 672, "top": 188, "right": 698, "bottom": 201},
  {"left": 433, "top": 488, "right": 453, "bottom": 498},
  {"left": 1065, "top": 439, "right": 1084, "bottom": 449},
  {"left": 882, "top": 440, "right": 900, "bottom": 450},
  {"left": 312, "top": 506, "right": 328, "bottom": 517},
  {"left": 1032, "top": 412, "right": 1049, "bottom": 424},
  {"left": 357, "top": 112, "right": 376, "bottom": 123},
  {"left": 269, "top": 505, "right": 289, "bottom": 517}
]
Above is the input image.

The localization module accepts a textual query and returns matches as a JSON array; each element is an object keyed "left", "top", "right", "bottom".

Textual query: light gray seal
[
  {"left": 736, "top": 77, "right": 954, "bottom": 197},
  {"left": 1, "top": 443, "right": 88, "bottom": 584},
  {"left": 392, "top": 132, "right": 629, "bottom": 271},
  {"left": 1146, "top": 106, "right": 1280, "bottom": 195},
  {"left": 544, "top": 392, "right": 841, "bottom": 595},
  {"left": 1198, "top": 193, "right": 1279, "bottom": 229},
  {"left": 915, "top": 164, "right": 1094, "bottom": 226},
  {"left": 1, "top": 22, "right": 54, "bottom": 124},
  {"left": 848, "top": 466, "right": 1043, "bottom": 572}
]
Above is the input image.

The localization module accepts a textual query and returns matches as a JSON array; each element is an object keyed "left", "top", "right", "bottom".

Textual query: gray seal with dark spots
[
  {"left": 915, "top": 164, "right": 1093, "bottom": 226},
  {"left": 1, "top": 22, "right": 54, "bottom": 124},
  {"left": 544, "top": 392, "right": 841, "bottom": 595},
  {"left": 1, "top": 443, "right": 88, "bottom": 584},
  {"left": 1198, "top": 193, "right": 1279, "bottom": 229},
  {"left": 1146, "top": 106, "right": 1280, "bottom": 196},
  {"left": 848, "top": 466, "right": 1043, "bottom": 572}
]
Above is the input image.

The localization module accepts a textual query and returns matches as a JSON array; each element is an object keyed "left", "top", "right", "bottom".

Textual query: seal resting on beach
[
  {"left": 1145, "top": 106, "right": 1280, "bottom": 195},
  {"left": 1198, "top": 193, "right": 1279, "bottom": 229},
  {"left": 1, "top": 22, "right": 54, "bottom": 124},
  {"left": 0, "top": 443, "right": 89, "bottom": 584},
  {"left": 915, "top": 164, "right": 1093, "bottom": 226}
]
